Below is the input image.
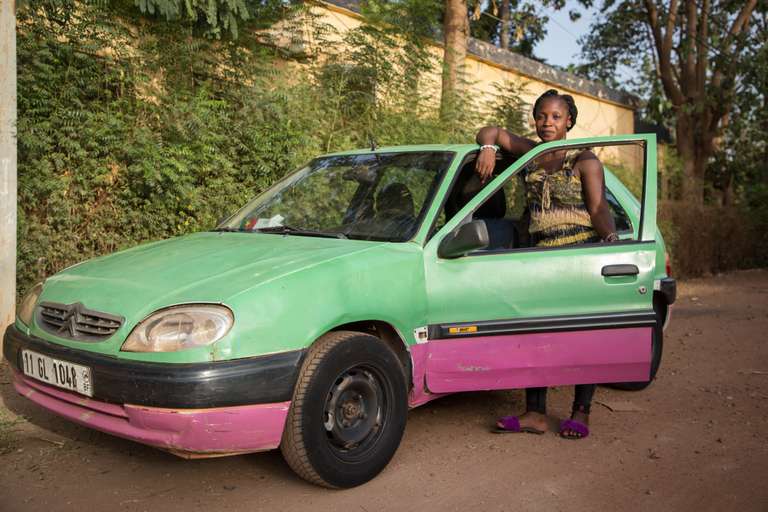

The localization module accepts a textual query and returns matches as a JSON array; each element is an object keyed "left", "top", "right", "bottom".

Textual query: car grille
[{"left": 36, "top": 302, "right": 124, "bottom": 342}]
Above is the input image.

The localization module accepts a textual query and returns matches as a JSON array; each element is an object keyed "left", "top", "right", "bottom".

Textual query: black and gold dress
[{"left": 524, "top": 149, "right": 600, "bottom": 247}]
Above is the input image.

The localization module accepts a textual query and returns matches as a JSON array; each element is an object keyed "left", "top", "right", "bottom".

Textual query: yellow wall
[
  {"left": 441, "top": 51, "right": 637, "bottom": 141},
  {"left": 273, "top": 2, "right": 641, "bottom": 171},
  {"left": 307, "top": 2, "right": 636, "bottom": 138}
]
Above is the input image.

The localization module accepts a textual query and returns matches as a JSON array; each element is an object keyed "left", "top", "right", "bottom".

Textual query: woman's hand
[
  {"left": 475, "top": 148, "right": 497, "bottom": 183},
  {"left": 474, "top": 126, "right": 537, "bottom": 184}
]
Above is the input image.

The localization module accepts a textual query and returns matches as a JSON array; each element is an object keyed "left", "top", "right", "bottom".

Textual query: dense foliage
[
  {"left": 16, "top": 0, "right": 527, "bottom": 294},
  {"left": 17, "top": 1, "right": 313, "bottom": 290}
]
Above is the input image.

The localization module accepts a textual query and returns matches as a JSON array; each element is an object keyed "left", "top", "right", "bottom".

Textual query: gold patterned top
[{"left": 523, "top": 149, "right": 600, "bottom": 247}]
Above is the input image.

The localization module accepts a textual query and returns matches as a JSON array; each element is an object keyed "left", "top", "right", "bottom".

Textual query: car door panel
[
  {"left": 422, "top": 135, "right": 658, "bottom": 393},
  {"left": 424, "top": 244, "right": 656, "bottom": 392},
  {"left": 425, "top": 327, "right": 652, "bottom": 393}
]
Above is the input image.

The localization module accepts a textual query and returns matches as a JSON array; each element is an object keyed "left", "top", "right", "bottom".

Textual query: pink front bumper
[{"left": 12, "top": 370, "right": 290, "bottom": 457}]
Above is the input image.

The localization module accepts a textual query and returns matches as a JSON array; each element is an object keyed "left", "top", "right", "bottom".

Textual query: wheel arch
[{"left": 326, "top": 321, "right": 413, "bottom": 389}]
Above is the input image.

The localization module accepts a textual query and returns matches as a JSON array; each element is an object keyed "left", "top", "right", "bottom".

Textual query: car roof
[{"left": 321, "top": 144, "right": 476, "bottom": 157}]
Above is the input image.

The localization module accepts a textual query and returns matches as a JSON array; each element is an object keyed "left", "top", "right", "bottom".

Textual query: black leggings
[{"left": 525, "top": 385, "right": 596, "bottom": 415}]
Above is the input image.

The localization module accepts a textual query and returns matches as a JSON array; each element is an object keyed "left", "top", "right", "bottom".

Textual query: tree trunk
[
  {"left": 676, "top": 114, "right": 705, "bottom": 203},
  {"left": 440, "top": 0, "right": 469, "bottom": 121},
  {"left": 500, "top": 0, "right": 510, "bottom": 50},
  {"left": 679, "top": 153, "right": 705, "bottom": 204},
  {"left": 676, "top": 112, "right": 718, "bottom": 204},
  {"left": 762, "top": 96, "right": 768, "bottom": 167},
  {"left": 641, "top": 0, "right": 758, "bottom": 205},
  {"left": 722, "top": 172, "right": 735, "bottom": 207}
]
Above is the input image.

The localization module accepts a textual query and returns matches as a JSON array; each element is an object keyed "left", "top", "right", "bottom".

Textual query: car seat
[{"left": 448, "top": 172, "right": 517, "bottom": 250}]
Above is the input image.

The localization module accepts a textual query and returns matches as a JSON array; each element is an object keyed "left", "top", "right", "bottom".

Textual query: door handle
[{"left": 602, "top": 264, "right": 639, "bottom": 277}]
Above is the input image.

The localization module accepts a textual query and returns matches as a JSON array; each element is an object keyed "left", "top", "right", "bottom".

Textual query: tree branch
[
  {"left": 712, "top": 0, "right": 757, "bottom": 91},
  {"left": 683, "top": 0, "right": 697, "bottom": 97},
  {"left": 663, "top": 0, "right": 679, "bottom": 57},
  {"left": 695, "top": 0, "right": 709, "bottom": 94},
  {"left": 644, "top": 0, "right": 684, "bottom": 105},
  {"left": 643, "top": 23, "right": 661, "bottom": 79},
  {"left": 723, "top": 0, "right": 758, "bottom": 48}
]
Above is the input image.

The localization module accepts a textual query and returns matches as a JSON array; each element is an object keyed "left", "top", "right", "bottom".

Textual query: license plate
[{"left": 21, "top": 350, "right": 93, "bottom": 397}]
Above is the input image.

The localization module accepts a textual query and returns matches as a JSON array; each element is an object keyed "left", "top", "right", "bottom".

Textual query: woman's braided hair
[{"left": 533, "top": 89, "right": 578, "bottom": 131}]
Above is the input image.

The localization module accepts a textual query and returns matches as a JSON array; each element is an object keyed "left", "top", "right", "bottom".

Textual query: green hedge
[{"left": 16, "top": 1, "right": 480, "bottom": 295}]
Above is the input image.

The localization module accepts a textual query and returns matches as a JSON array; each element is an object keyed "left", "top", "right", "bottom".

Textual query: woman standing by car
[{"left": 475, "top": 89, "right": 619, "bottom": 439}]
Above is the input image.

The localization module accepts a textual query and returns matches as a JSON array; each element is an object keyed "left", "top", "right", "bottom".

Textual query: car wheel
[
  {"left": 610, "top": 311, "right": 663, "bottom": 391},
  {"left": 280, "top": 331, "right": 408, "bottom": 488}
]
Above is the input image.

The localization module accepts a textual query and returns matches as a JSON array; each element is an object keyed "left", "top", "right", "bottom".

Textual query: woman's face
[{"left": 534, "top": 97, "right": 571, "bottom": 142}]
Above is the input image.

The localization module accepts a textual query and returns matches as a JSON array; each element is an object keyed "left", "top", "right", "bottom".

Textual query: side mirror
[{"left": 438, "top": 220, "right": 489, "bottom": 259}]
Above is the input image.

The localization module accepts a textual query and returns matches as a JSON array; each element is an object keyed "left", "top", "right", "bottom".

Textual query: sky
[
  {"left": 535, "top": 4, "right": 639, "bottom": 87},
  {"left": 535, "top": 4, "right": 596, "bottom": 70}
]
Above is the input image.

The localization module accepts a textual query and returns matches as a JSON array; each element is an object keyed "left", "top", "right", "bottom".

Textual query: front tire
[{"left": 280, "top": 331, "right": 408, "bottom": 488}]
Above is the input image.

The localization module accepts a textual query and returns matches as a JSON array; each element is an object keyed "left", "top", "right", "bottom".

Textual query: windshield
[{"left": 220, "top": 151, "right": 454, "bottom": 242}]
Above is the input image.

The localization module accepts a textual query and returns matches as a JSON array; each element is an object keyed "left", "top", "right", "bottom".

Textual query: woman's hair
[{"left": 532, "top": 89, "right": 578, "bottom": 131}]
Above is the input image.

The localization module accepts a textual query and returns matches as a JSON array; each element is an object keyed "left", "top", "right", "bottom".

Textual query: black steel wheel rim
[{"left": 322, "top": 364, "right": 389, "bottom": 461}]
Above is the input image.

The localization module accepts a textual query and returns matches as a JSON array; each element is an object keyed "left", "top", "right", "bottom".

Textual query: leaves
[
  {"left": 15, "top": 1, "right": 308, "bottom": 293},
  {"left": 15, "top": 0, "right": 534, "bottom": 296},
  {"left": 484, "top": 79, "right": 531, "bottom": 135},
  {"left": 133, "top": 0, "right": 285, "bottom": 38}
]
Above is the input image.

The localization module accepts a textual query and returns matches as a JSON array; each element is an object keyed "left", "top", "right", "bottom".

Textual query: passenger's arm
[
  {"left": 475, "top": 127, "right": 537, "bottom": 183},
  {"left": 577, "top": 152, "right": 617, "bottom": 240}
]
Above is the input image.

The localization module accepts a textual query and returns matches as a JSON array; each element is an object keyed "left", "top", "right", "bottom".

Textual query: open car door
[{"left": 421, "top": 134, "right": 659, "bottom": 393}]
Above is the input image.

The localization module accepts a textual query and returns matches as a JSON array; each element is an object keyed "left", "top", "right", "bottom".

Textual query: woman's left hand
[{"left": 475, "top": 148, "right": 497, "bottom": 183}]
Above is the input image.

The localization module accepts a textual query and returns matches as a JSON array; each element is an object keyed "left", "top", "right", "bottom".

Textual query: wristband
[
  {"left": 479, "top": 144, "right": 500, "bottom": 153},
  {"left": 603, "top": 232, "right": 619, "bottom": 243}
]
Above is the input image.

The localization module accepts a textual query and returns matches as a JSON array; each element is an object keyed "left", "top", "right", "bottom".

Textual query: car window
[
  {"left": 454, "top": 141, "right": 644, "bottom": 252},
  {"left": 222, "top": 152, "right": 454, "bottom": 242},
  {"left": 430, "top": 153, "right": 519, "bottom": 237},
  {"left": 605, "top": 189, "right": 633, "bottom": 234}
]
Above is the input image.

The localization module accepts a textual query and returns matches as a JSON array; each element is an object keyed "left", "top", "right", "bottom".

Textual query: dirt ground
[{"left": 1, "top": 269, "right": 767, "bottom": 512}]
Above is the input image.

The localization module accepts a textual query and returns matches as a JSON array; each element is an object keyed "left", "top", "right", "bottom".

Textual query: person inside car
[{"left": 374, "top": 182, "right": 416, "bottom": 238}]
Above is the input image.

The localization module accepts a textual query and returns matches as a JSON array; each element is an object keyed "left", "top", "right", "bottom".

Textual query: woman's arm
[
  {"left": 576, "top": 151, "right": 617, "bottom": 240},
  {"left": 475, "top": 127, "right": 537, "bottom": 183}
]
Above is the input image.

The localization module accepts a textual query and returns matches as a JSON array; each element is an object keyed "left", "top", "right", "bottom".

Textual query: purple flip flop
[
  {"left": 492, "top": 415, "right": 545, "bottom": 435},
  {"left": 559, "top": 419, "right": 589, "bottom": 439}
]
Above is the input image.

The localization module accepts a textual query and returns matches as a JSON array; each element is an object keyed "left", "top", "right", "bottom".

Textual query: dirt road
[{"left": 1, "top": 270, "right": 767, "bottom": 512}]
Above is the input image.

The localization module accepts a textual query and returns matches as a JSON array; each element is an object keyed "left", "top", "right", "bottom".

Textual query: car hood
[{"left": 40, "top": 232, "right": 383, "bottom": 321}]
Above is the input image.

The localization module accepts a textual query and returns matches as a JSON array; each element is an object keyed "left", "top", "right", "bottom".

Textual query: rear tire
[{"left": 280, "top": 331, "right": 408, "bottom": 488}]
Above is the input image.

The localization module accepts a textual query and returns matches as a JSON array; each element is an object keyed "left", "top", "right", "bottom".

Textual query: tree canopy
[
  {"left": 135, "top": 0, "right": 294, "bottom": 38},
  {"left": 579, "top": 0, "right": 760, "bottom": 203}
]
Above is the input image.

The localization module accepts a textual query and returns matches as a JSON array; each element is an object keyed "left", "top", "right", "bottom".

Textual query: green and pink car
[{"left": 4, "top": 134, "right": 675, "bottom": 487}]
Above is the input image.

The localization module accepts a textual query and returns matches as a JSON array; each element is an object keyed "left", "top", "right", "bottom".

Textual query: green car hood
[{"left": 33, "top": 232, "right": 384, "bottom": 352}]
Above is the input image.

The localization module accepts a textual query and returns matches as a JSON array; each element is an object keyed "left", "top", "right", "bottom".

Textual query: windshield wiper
[{"left": 257, "top": 225, "right": 348, "bottom": 239}]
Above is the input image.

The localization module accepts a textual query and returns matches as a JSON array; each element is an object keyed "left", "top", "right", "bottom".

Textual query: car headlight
[
  {"left": 121, "top": 305, "right": 234, "bottom": 352},
  {"left": 18, "top": 282, "right": 43, "bottom": 327}
]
